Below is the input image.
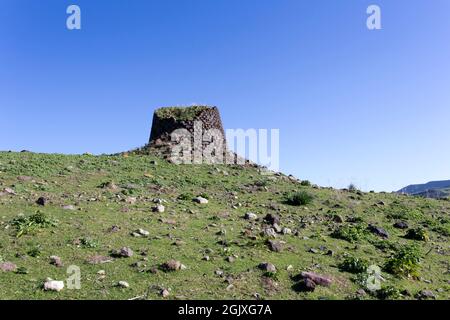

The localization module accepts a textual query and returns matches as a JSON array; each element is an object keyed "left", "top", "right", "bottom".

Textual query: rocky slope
[{"left": 0, "top": 152, "right": 449, "bottom": 300}]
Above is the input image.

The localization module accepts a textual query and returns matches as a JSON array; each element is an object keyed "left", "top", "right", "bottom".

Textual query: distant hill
[{"left": 397, "top": 180, "right": 450, "bottom": 199}]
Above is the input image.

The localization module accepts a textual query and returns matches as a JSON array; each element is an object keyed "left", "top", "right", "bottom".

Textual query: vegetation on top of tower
[{"left": 154, "top": 106, "right": 213, "bottom": 121}]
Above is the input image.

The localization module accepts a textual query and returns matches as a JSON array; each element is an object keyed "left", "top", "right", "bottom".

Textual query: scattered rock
[
  {"left": 161, "top": 259, "right": 182, "bottom": 272},
  {"left": 44, "top": 280, "right": 64, "bottom": 292},
  {"left": 416, "top": 290, "right": 436, "bottom": 300},
  {"left": 112, "top": 247, "right": 133, "bottom": 258},
  {"left": 49, "top": 256, "right": 63, "bottom": 267},
  {"left": 258, "top": 262, "right": 277, "bottom": 273},
  {"left": 299, "top": 272, "right": 332, "bottom": 287},
  {"left": 393, "top": 221, "right": 408, "bottom": 229},
  {"left": 332, "top": 215, "right": 344, "bottom": 223},
  {"left": 124, "top": 197, "right": 137, "bottom": 205},
  {"left": 367, "top": 224, "right": 389, "bottom": 238},
  {"left": 118, "top": 281, "right": 130, "bottom": 288},
  {"left": 294, "top": 278, "right": 316, "bottom": 292},
  {"left": 62, "top": 205, "right": 75, "bottom": 210},
  {"left": 0, "top": 262, "right": 17, "bottom": 272},
  {"left": 244, "top": 212, "right": 258, "bottom": 220},
  {"left": 308, "top": 248, "right": 319, "bottom": 254},
  {"left": 2, "top": 188, "right": 16, "bottom": 195},
  {"left": 36, "top": 197, "right": 47, "bottom": 206},
  {"left": 282, "top": 227, "right": 292, "bottom": 235},
  {"left": 160, "top": 289, "right": 170, "bottom": 298},
  {"left": 272, "top": 223, "right": 282, "bottom": 233},
  {"left": 193, "top": 196, "right": 208, "bottom": 204},
  {"left": 267, "top": 240, "right": 283, "bottom": 252},
  {"left": 264, "top": 213, "right": 280, "bottom": 226},
  {"left": 17, "top": 176, "right": 33, "bottom": 182},
  {"left": 226, "top": 256, "right": 236, "bottom": 263},
  {"left": 86, "top": 255, "right": 113, "bottom": 264},
  {"left": 262, "top": 228, "right": 277, "bottom": 238},
  {"left": 153, "top": 204, "right": 165, "bottom": 213},
  {"left": 137, "top": 229, "right": 149, "bottom": 237}
]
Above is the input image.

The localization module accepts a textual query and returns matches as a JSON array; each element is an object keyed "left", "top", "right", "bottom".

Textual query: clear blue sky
[{"left": 1, "top": 0, "right": 450, "bottom": 192}]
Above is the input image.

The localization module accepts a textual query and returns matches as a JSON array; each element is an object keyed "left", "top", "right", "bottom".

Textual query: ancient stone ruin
[{"left": 146, "top": 106, "right": 231, "bottom": 163}]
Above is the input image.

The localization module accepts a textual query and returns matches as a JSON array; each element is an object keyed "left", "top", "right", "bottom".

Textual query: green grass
[
  {"left": 0, "top": 152, "right": 449, "bottom": 300},
  {"left": 154, "top": 106, "right": 211, "bottom": 120}
]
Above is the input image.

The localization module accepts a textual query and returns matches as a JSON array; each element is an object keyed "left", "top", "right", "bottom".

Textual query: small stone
[
  {"left": 273, "top": 223, "right": 282, "bottom": 233},
  {"left": 97, "top": 270, "right": 106, "bottom": 275},
  {"left": 86, "top": 255, "right": 113, "bottom": 264},
  {"left": 393, "top": 221, "right": 409, "bottom": 229},
  {"left": 3, "top": 188, "right": 16, "bottom": 195},
  {"left": 215, "top": 270, "right": 224, "bottom": 276},
  {"left": 258, "top": 262, "right": 277, "bottom": 273},
  {"left": 153, "top": 204, "right": 165, "bottom": 213},
  {"left": 367, "top": 224, "right": 389, "bottom": 238},
  {"left": 297, "top": 278, "right": 316, "bottom": 292},
  {"left": 161, "top": 259, "right": 182, "bottom": 272},
  {"left": 244, "top": 212, "right": 258, "bottom": 220},
  {"left": 308, "top": 248, "right": 319, "bottom": 254},
  {"left": 114, "top": 247, "right": 133, "bottom": 258},
  {"left": 137, "top": 229, "right": 149, "bottom": 237},
  {"left": 333, "top": 215, "right": 344, "bottom": 223},
  {"left": 118, "top": 281, "right": 129, "bottom": 288},
  {"left": 36, "top": 197, "right": 47, "bottom": 206},
  {"left": 226, "top": 284, "right": 234, "bottom": 291},
  {"left": 62, "top": 205, "right": 75, "bottom": 210},
  {"left": 160, "top": 289, "right": 170, "bottom": 298},
  {"left": 49, "top": 256, "right": 63, "bottom": 267},
  {"left": 267, "top": 240, "right": 283, "bottom": 252},
  {"left": 44, "top": 280, "right": 64, "bottom": 292},
  {"left": 125, "top": 197, "right": 137, "bottom": 205},
  {"left": 193, "top": 196, "right": 208, "bottom": 204},
  {"left": 282, "top": 227, "right": 292, "bottom": 235},
  {"left": 416, "top": 290, "right": 436, "bottom": 300},
  {"left": 17, "top": 176, "right": 33, "bottom": 182},
  {"left": 226, "top": 256, "right": 236, "bottom": 263},
  {"left": 202, "top": 256, "right": 210, "bottom": 261},
  {"left": 0, "top": 262, "right": 17, "bottom": 272},
  {"left": 286, "top": 265, "right": 294, "bottom": 271},
  {"left": 263, "top": 228, "right": 277, "bottom": 238},
  {"left": 300, "top": 272, "right": 332, "bottom": 287},
  {"left": 264, "top": 213, "right": 280, "bottom": 226},
  {"left": 356, "top": 289, "right": 366, "bottom": 296}
]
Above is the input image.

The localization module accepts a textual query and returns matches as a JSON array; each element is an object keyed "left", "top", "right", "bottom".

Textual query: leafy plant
[
  {"left": 27, "top": 245, "right": 42, "bottom": 258},
  {"left": 285, "top": 191, "right": 313, "bottom": 206},
  {"left": 10, "top": 212, "right": 57, "bottom": 238},
  {"left": 80, "top": 237, "right": 99, "bottom": 249},
  {"left": 331, "top": 224, "right": 366, "bottom": 243},
  {"left": 384, "top": 244, "right": 421, "bottom": 278},
  {"left": 376, "top": 286, "right": 401, "bottom": 300},
  {"left": 300, "top": 180, "right": 311, "bottom": 186},
  {"left": 339, "top": 256, "right": 369, "bottom": 273}
]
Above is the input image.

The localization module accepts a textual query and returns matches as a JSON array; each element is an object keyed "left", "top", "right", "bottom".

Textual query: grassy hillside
[{"left": 0, "top": 152, "right": 449, "bottom": 300}]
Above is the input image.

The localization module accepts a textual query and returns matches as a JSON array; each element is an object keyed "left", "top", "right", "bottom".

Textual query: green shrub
[
  {"left": 331, "top": 224, "right": 366, "bottom": 243},
  {"left": 376, "top": 286, "right": 401, "bottom": 300},
  {"left": 339, "top": 256, "right": 369, "bottom": 273},
  {"left": 405, "top": 228, "right": 429, "bottom": 241},
  {"left": 384, "top": 244, "right": 421, "bottom": 278},
  {"left": 80, "top": 237, "right": 99, "bottom": 249},
  {"left": 285, "top": 191, "right": 313, "bottom": 206},
  {"left": 177, "top": 192, "right": 193, "bottom": 201},
  {"left": 10, "top": 212, "right": 57, "bottom": 238},
  {"left": 300, "top": 180, "right": 311, "bottom": 186},
  {"left": 348, "top": 184, "right": 358, "bottom": 192}
]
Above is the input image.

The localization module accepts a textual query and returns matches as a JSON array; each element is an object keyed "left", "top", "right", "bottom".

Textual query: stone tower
[{"left": 147, "top": 106, "right": 229, "bottom": 162}]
